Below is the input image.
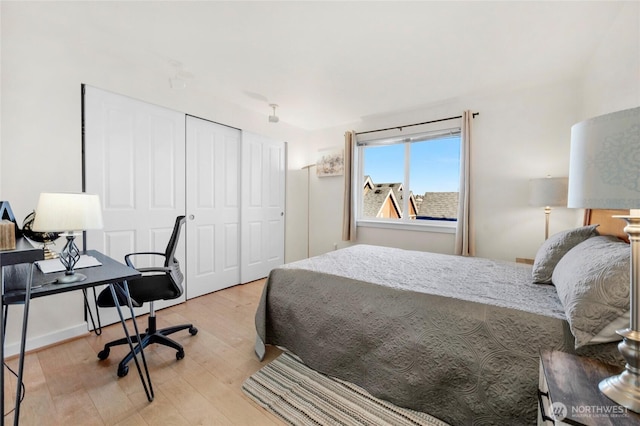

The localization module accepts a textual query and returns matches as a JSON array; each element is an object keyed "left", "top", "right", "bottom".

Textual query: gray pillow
[
  {"left": 531, "top": 225, "right": 599, "bottom": 284},
  {"left": 552, "top": 235, "right": 629, "bottom": 348}
]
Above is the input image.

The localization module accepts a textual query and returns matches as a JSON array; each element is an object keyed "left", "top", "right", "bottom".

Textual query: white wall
[
  {"left": 581, "top": 1, "right": 640, "bottom": 119},
  {"left": 0, "top": 3, "right": 310, "bottom": 353},
  {"left": 305, "top": 3, "right": 639, "bottom": 262},
  {"left": 306, "top": 79, "right": 583, "bottom": 261}
]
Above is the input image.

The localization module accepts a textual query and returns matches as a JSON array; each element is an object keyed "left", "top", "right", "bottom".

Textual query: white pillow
[
  {"left": 552, "top": 235, "right": 629, "bottom": 348},
  {"left": 590, "top": 311, "right": 629, "bottom": 344},
  {"left": 531, "top": 225, "right": 599, "bottom": 284}
]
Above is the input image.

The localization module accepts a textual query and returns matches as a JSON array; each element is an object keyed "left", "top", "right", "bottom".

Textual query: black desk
[
  {"left": 0, "top": 239, "right": 42, "bottom": 267},
  {"left": 1, "top": 246, "right": 153, "bottom": 425}
]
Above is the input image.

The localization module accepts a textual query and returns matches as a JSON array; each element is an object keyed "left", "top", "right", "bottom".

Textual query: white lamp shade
[
  {"left": 568, "top": 107, "right": 640, "bottom": 209},
  {"left": 32, "top": 192, "right": 104, "bottom": 232},
  {"left": 529, "top": 177, "right": 568, "bottom": 207}
]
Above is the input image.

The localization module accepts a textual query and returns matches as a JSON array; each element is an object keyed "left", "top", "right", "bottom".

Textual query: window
[{"left": 356, "top": 128, "right": 461, "bottom": 229}]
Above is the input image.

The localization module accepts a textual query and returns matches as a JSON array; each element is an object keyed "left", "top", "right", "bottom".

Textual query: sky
[{"left": 363, "top": 136, "right": 461, "bottom": 194}]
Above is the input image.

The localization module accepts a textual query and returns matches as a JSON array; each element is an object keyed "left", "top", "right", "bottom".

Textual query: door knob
[{"left": 188, "top": 214, "right": 195, "bottom": 220}]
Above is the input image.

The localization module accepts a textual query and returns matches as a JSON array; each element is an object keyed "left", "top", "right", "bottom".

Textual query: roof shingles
[{"left": 417, "top": 192, "right": 459, "bottom": 219}]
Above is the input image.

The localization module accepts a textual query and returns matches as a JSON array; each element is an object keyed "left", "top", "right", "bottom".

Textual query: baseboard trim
[{"left": 3, "top": 323, "right": 89, "bottom": 358}]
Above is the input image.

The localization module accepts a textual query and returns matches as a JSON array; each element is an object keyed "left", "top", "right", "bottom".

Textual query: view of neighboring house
[
  {"left": 363, "top": 176, "right": 417, "bottom": 219},
  {"left": 363, "top": 176, "right": 458, "bottom": 221},
  {"left": 416, "top": 192, "right": 459, "bottom": 221}
]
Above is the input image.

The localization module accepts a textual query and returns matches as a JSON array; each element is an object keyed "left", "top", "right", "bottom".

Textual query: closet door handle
[{"left": 188, "top": 214, "right": 195, "bottom": 220}]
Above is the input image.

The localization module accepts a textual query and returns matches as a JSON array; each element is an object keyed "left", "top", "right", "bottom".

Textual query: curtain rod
[{"left": 355, "top": 112, "right": 479, "bottom": 136}]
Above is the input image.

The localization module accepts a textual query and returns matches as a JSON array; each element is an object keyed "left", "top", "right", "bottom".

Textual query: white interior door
[
  {"left": 83, "top": 85, "right": 186, "bottom": 328},
  {"left": 240, "top": 131, "right": 286, "bottom": 283},
  {"left": 185, "top": 116, "right": 241, "bottom": 299}
]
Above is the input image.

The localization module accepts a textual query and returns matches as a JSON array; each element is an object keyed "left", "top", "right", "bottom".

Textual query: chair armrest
[
  {"left": 124, "top": 252, "right": 166, "bottom": 268},
  {"left": 136, "top": 266, "right": 172, "bottom": 274}
]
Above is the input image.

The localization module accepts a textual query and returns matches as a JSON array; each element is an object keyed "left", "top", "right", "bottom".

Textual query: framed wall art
[{"left": 316, "top": 148, "right": 344, "bottom": 177}]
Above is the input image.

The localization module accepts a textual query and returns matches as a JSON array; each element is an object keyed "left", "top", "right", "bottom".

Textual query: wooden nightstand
[{"left": 538, "top": 351, "right": 640, "bottom": 425}]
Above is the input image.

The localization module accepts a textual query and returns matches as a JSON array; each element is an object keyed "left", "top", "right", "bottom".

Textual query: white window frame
[{"left": 354, "top": 126, "right": 461, "bottom": 234}]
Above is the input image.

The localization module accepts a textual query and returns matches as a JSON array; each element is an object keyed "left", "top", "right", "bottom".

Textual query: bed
[{"left": 254, "top": 212, "right": 630, "bottom": 425}]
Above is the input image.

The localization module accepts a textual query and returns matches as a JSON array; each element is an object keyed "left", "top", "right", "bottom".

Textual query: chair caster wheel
[
  {"left": 117, "top": 365, "right": 129, "bottom": 377},
  {"left": 97, "top": 348, "right": 110, "bottom": 360},
  {"left": 189, "top": 326, "right": 198, "bottom": 335},
  {"left": 176, "top": 349, "right": 185, "bottom": 360}
]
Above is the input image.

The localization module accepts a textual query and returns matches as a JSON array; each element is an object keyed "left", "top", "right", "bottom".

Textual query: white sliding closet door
[
  {"left": 240, "top": 131, "right": 286, "bottom": 283},
  {"left": 83, "top": 85, "right": 186, "bottom": 327},
  {"left": 185, "top": 116, "right": 241, "bottom": 299}
]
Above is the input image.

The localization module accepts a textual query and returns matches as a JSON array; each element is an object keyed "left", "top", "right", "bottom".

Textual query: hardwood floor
[{"left": 3, "top": 279, "right": 283, "bottom": 425}]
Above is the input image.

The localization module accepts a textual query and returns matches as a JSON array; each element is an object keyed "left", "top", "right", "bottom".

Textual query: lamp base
[
  {"left": 599, "top": 329, "right": 640, "bottom": 413},
  {"left": 544, "top": 206, "right": 551, "bottom": 240},
  {"left": 55, "top": 272, "right": 87, "bottom": 284},
  {"left": 600, "top": 374, "right": 640, "bottom": 414},
  {"left": 599, "top": 214, "right": 640, "bottom": 413}
]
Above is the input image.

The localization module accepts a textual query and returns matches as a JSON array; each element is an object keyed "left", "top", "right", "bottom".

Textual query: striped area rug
[{"left": 242, "top": 352, "right": 449, "bottom": 426}]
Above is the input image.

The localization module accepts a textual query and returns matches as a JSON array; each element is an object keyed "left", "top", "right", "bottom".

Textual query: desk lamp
[
  {"left": 529, "top": 176, "right": 568, "bottom": 240},
  {"left": 567, "top": 106, "right": 640, "bottom": 412},
  {"left": 33, "top": 192, "right": 103, "bottom": 283}
]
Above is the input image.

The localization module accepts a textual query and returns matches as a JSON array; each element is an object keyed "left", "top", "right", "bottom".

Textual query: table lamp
[
  {"left": 32, "top": 192, "right": 104, "bottom": 284},
  {"left": 529, "top": 176, "right": 568, "bottom": 240},
  {"left": 567, "top": 106, "right": 640, "bottom": 412}
]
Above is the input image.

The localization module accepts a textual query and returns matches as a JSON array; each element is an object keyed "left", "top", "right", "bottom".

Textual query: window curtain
[
  {"left": 454, "top": 110, "right": 475, "bottom": 256},
  {"left": 342, "top": 131, "right": 356, "bottom": 241}
]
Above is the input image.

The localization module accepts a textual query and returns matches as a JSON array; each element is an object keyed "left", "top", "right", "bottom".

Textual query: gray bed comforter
[{"left": 254, "top": 245, "right": 621, "bottom": 425}]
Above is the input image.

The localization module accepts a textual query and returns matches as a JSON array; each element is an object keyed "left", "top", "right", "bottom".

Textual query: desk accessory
[
  {"left": 32, "top": 192, "right": 104, "bottom": 284},
  {"left": 35, "top": 254, "right": 102, "bottom": 274},
  {"left": 22, "top": 210, "right": 60, "bottom": 259},
  {"left": 0, "top": 219, "right": 16, "bottom": 250},
  {"left": 0, "top": 200, "right": 21, "bottom": 248}
]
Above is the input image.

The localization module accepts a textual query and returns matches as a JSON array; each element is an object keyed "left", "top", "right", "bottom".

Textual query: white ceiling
[{"left": 23, "top": 1, "right": 627, "bottom": 130}]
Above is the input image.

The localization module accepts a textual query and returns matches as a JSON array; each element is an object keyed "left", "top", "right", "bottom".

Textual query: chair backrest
[
  {"left": 165, "top": 215, "right": 186, "bottom": 266},
  {"left": 165, "top": 216, "right": 186, "bottom": 293}
]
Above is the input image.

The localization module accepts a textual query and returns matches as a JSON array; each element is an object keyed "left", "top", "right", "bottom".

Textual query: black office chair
[{"left": 96, "top": 215, "right": 197, "bottom": 377}]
